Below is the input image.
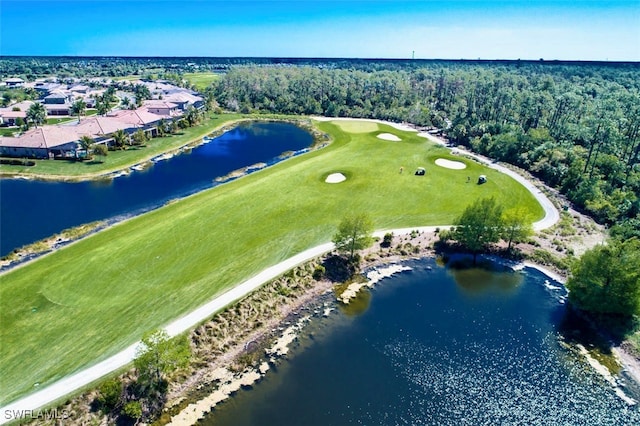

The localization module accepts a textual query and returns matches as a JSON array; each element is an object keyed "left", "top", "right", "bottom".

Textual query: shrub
[
  {"left": 97, "top": 378, "right": 123, "bottom": 411},
  {"left": 122, "top": 400, "right": 142, "bottom": 421},
  {"left": 312, "top": 265, "right": 325, "bottom": 280},
  {"left": 381, "top": 232, "right": 393, "bottom": 248}
]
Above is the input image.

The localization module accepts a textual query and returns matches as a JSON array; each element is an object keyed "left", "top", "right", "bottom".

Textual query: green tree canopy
[
  {"left": 93, "top": 143, "right": 109, "bottom": 159},
  {"left": 95, "top": 94, "right": 110, "bottom": 116},
  {"left": 134, "top": 330, "right": 191, "bottom": 394},
  {"left": 132, "top": 129, "right": 148, "bottom": 146},
  {"left": 452, "top": 197, "right": 504, "bottom": 262},
  {"left": 501, "top": 207, "right": 534, "bottom": 252},
  {"left": 332, "top": 213, "right": 374, "bottom": 260},
  {"left": 566, "top": 238, "right": 640, "bottom": 316}
]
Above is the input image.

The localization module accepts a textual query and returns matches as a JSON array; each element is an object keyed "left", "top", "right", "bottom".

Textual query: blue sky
[{"left": 1, "top": 0, "right": 638, "bottom": 60}]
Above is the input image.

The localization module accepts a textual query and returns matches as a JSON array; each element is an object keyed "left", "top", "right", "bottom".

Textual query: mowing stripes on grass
[{"left": 0, "top": 120, "right": 544, "bottom": 404}]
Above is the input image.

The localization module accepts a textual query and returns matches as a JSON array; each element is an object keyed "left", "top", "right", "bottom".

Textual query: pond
[
  {"left": 202, "top": 259, "right": 640, "bottom": 425},
  {"left": 0, "top": 122, "right": 313, "bottom": 257}
]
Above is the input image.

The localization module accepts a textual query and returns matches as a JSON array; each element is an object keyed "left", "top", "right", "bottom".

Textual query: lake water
[
  {"left": 0, "top": 122, "right": 313, "bottom": 256},
  {"left": 203, "top": 259, "right": 640, "bottom": 425}
]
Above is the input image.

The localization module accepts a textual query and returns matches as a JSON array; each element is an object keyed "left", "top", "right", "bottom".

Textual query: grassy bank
[
  {"left": 0, "top": 113, "right": 244, "bottom": 180},
  {"left": 0, "top": 120, "right": 544, "bottom": 404}
]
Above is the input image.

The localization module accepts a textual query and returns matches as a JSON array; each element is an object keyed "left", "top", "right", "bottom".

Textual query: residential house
[
  {"left": 0, "top": 126, "right": 84, "bottom": 159},
  {"left": 0, "top": 101, "right": 34, "bottom": 126},
  {"left": 108, "top": 109, "right": 165, "bottom": 138},
  {"left": 163, "top": 91, "right": 204, "bottom": 111},
  {"left": 34, "top": 82, "right": 62, "bottom": 97},
  {"left": 5, "top": 77, "right": 25, "bottom": 87},
  {"left": 142, "top": 100, "right": 179, "bottom": 117},
  {"left": 69, "top": 84, "right": 90, "bottom": 94},
  {"left": 44, "top": 91, "right": 71, "bottom": 104}
]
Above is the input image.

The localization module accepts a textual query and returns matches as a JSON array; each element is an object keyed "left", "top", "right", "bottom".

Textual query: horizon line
[{"left": 2, "top": 55, "right": 639, "bottom": 65}]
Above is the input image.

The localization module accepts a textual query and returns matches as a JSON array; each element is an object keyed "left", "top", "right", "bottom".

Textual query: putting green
[{"left": 0, "top": 119, "right": 544, "bottom": 404}]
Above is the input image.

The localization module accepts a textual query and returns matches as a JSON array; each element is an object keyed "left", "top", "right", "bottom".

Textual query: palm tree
[
  {"left": 78, "top": 135, "right": 94, "bottom": 160},
  {"left": 71, "top": 98, "right": 86, "bottom": 122},
  {"left": 26, "top": 102, "right": 46, "bottom": 128},
  {"left": 169, "top": 120, "right": 178, "bottom": 134},
  {"left": 112, "top": 129, "right": 128, "bottom": 149}
]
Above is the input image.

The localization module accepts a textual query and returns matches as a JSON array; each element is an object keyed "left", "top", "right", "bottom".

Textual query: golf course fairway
[{"left": 0, "top": 119, "right": 544, "bottom": 404}]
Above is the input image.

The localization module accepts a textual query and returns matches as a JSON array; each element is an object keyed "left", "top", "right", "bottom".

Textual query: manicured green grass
[
  {"left": 183, "top": 72, "right": 220, "bottom": 90},
  {"left": 45, "top": 111, "right": 98, "bottom": 126},
  {"left": 0, "top": 127, "right": 17, "bottom": 136},
  {"left": 0, "top": 114, "right": 244, "bottom": 178},
  {"left": 0, "top": 121, "right": 544, "bottom": 404}
]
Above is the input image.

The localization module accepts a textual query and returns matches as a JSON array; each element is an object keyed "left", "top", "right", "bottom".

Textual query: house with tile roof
[
  {"left": 163, "top": 91, "right": 204, "bottom": 111},
  {"left": 108, "top": 108, "right": 166, "bottom": 137},
  {"left": 142, "top": 100, "right": 179, "bottom": 117},
  {"left": 0, "top": 126, "right": 85, "bottom": 159},
  {"left": 0, "top": 101, "right": 35, "bottom": 126},
  {"left": 4, "top": 77, "right": 25, "bottom": 87}
]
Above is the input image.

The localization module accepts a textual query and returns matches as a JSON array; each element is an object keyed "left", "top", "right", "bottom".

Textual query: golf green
[{"left": 0, "top": 120, "right": 544, "bottom": 404}]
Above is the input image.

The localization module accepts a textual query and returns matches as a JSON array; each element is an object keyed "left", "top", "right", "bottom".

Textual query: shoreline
[
  {"left": 0, "top": 115, "right": 323, "bottom": 183},
  {"left": 0, "top": 117, "right": 561, "bottom": 414},
  {"left": 5, "top": 116, "right": 620, "bottom": 422},
  {"left": 0, "top": 120, "right": 328, "bottom": 274},
  {"left": 16, "top": 232, "right": 639, "bottom": 425},
  {"left": 164, "top": 239, "right": 639, "bottom": 426},
  {"left": 0, "top": 117, "right": 248, "bottom": 182}
]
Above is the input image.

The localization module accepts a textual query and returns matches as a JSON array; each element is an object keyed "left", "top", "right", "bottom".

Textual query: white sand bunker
[
  {"left": 435, "top": 158, "right": 467, "bottom": 170},
  {"left": 325, "top": 173, "right": 346, "bottom": 183},
  {"left": 377, "top": 133, "right": 401, "bottom": 141}
]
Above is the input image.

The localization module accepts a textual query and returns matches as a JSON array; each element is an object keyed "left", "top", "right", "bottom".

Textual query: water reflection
[
  {"left": 202, "top": 259, "right": 639, "bottom": 426},
  {"left": 0, "top": 122, "right": 313, "bottom": 256},
  {"left": 448, "top": 267, "right": 523, "bottom": 295}
]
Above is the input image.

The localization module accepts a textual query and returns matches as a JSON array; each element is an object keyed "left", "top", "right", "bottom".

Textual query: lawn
[
  {"left": 45, "top": 110, "right": 98, "bottom": 126},
  {"left": 0, "top": 113, "right": 244, "bottom": 179},
  {"left": 0, "top": 120, "right": 544, "bottom": 404},
  {"left": 183, "top": 72, "right": 220, "bottom": 90}
]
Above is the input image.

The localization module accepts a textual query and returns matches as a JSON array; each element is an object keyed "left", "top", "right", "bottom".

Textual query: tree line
[{"left": 209, "top": 62, "right": 640, "bottom": 236}]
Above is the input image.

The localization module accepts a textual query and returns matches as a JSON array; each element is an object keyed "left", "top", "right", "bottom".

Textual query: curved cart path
[{"left": 0, "top": 120, "right": 560, "bottom": 423}]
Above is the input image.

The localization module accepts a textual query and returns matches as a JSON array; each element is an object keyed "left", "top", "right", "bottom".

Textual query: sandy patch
[
  {"left": 338, "top": 264, "right": 413, "bottom": 304},
  {"left": 435, "top": 158, "right": 467, "bottom": 170},
  {"left": 330, "top": 120, "right": 379, "bottom": 133},
  {"left": 265, "top": 315, "right": 311, "bottom": 358},
  {"left": 377, "top": 133, "right": 401, "bottom": 141},
  {"left": 325, "top": 172, "right": 346, "bottom": 183},
  {"left": 576, "top": 344, "right": 636, "bottom": 405},
  {"left": 167, "top": 368, "right": 263, "bottom": 425},
  {"left": 312, "top": 116, "right": 415, "bottom": 132}
]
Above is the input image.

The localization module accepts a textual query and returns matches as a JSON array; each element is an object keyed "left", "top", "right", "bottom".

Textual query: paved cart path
[{"left": 0, "top": 119, "right": 559, "bottom": 424}]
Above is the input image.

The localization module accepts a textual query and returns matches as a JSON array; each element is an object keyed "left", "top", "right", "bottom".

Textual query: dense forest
[
  {"left": 2, "top": 57, "right": 639, "bottom": 235},
  {"left": 208, "top": 63, "right": 640, "bottom": 235}
]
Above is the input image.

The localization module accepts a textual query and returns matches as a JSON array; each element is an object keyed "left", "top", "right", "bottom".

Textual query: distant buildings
[
  {"left": 0, "top": 78, "right": 205, "bottom": 160},
  {"left": 4, "top": 77, "right": 24, "bottom": 87}
]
